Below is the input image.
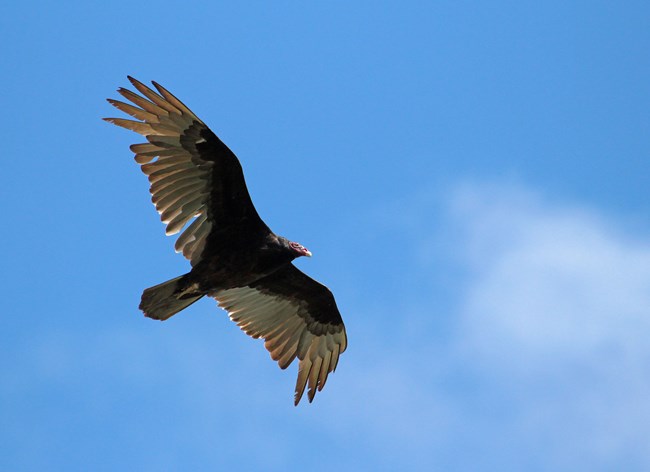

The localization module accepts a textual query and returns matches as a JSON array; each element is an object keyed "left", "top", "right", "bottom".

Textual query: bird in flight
[{"left": 105, "top": 77, "right": 347, "bottom": 405}]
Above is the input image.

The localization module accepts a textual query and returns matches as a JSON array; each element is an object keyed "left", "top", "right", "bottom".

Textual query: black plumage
[{"left": 105, "top": 77, "right": 347, "bottom": 405}]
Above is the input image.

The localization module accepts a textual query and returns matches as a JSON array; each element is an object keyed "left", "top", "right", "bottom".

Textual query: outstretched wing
[
  {"left": 105, "top": 77, "right": 269, "bottom": 265},
  {"left": 213, "top": 265, "right": 347, "bottom": 405}
]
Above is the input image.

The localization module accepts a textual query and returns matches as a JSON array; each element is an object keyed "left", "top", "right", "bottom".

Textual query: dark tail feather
[{"left": 139, "top": 275, "right": 204, "bottom": 321}]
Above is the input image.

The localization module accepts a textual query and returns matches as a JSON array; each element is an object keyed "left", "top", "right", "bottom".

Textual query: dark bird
[{"left": 105, "top": 77, "right": 347, "bottom": 405}]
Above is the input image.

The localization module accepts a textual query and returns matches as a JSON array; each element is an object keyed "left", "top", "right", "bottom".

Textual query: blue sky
[{"left": 2, "top": 1, "right": 649, "bottom": 470}]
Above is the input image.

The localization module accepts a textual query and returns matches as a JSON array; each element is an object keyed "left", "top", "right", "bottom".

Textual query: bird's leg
[{"left": 177, "top": 280, "right": 204, "bottom": 300}]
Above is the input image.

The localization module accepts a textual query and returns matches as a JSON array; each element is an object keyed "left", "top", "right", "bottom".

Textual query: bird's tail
[{"left": 139, "top": 275, "right": 204, "bottom": 321}]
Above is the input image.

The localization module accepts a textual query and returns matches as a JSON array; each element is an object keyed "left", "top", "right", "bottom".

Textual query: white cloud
[
  {"left": 444, "top": 181, "right": 650, "bottom": 470},
  {"left": 450, "top": 182, "right": 650, "bottom": 366}
]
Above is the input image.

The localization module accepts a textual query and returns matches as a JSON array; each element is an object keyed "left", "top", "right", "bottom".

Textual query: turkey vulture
[{"left": 104, "top": 77, "right": 347, "bottom": 405}]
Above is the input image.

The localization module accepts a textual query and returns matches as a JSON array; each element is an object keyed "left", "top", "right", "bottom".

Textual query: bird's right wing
[
  {"left": 105, "top": 77, "right": 269, "bottom": 265},
  {"left": 212, "top": 264, "right": 347, "bottom": 405}
]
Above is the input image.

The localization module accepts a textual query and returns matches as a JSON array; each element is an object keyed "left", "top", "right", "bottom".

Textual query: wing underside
[{"left": 213, "top": 265, "right": 347, "bottom": 405}]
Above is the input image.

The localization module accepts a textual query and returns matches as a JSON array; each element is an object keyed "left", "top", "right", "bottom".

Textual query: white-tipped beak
[{"left": 305, "top": 250, "right": 312, "bottom": 257}]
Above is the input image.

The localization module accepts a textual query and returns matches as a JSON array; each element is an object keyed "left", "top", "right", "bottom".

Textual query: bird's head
[{"left": 289, "top": 241, "right": 312, "bottom": 258}]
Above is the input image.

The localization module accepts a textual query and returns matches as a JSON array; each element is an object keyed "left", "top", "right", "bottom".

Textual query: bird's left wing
[
  {"left": 212, "top": 265, "right": 347, "bottom": 405},
  {"left": 104, "top": 77, "right": 269, "bottom": 265}
]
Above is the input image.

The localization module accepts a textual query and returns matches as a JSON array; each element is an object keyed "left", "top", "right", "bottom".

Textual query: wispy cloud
[
  {"left": 443, "top": 181, "right": 650, "bottom": 470},
  {"left": 450, "top": 181, "right": 650, "bottom": 364},
  {"left": 325, "top": 180, "right": 650, "bottom": 470}
]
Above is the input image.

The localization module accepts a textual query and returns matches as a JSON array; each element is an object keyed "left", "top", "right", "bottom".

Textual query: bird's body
[{"left": 105, "top": 77, "right": 346, "bottom": 404}]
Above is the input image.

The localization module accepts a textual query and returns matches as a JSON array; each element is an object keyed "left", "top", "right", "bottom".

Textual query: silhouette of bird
[{"left": 105, "top": 77, "right": 347, "bottom": 404}]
